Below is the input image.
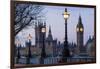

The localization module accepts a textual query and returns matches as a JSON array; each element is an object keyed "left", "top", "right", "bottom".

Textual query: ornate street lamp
[
  {"left": 16, "top": 40, "right": 21, "bottom": 64},
  {"left": 62, "top": 8, "right": 70, "bottom": 62},
  {"left": 26, "top": 34, "right": 32, "bottom": 64},
  {"left": 40, "top": 27, "right": 46, "bottom": 64}
]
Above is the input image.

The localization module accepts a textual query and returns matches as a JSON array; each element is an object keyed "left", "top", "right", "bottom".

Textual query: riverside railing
[{"left": 15, "top": 56, "right": 95, "bottom": 64}]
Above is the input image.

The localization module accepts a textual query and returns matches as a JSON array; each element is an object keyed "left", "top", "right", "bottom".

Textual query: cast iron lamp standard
[
  {"left": 62, "top": 8, "right": 70, "bottom": 62},
  {"left": 16, "top": 40, "right": 21, "bottom": 64},
  {"left": 40, "top": 27, "right": 46, "bottom": 64},
  {"left": 26, "top": 34, "right": 32, "bottom": 64}
]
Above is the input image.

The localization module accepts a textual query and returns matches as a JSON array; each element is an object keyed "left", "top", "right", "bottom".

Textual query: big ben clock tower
[{"left": 76, "top": 15, "right": 85, "bottom": 55}]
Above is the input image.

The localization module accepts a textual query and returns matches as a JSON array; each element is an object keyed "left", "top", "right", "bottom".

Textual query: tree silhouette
[{"left": 15, "top": 4, "right": 44, "bottom": 36}]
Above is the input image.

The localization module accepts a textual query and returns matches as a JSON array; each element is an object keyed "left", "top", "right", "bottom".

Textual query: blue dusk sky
[{"left": 16, "top": 5, "right": 94, "bottom": 46}]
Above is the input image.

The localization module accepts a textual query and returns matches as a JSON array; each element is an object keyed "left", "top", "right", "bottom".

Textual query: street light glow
[
  {"left": 63, "top": 12, "right": 70, "bottom": 19},
  {"left": 63, "top": 8, "right": 70, "bottom": 19},
  {"left": 41, "top": 27, "right": 46, "bottom": 33}
]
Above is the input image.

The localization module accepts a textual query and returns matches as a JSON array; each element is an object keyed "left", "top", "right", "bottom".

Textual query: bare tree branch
[{"left": 15, "top": 4, "right": 44, "bottom": 36}]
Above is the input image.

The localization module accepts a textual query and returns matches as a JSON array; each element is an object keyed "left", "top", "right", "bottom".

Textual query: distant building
[
  {"left": 17, "top": 21, "right": 63, "bottom": 57},
  {"left": 86, "top": 36, "right": 95, "bottom": 57},
  {"left": 35, "top": 21, "right": 46, "bottom": 48},
  {"left": 53, "top": 41, "right": 63, "bottom": 57},
  {"left": 68, "top": 43, "right": 77, "bottom": 56},
  {"left": 76, "top": 16, "right": 86, "bottom": 56},
  {"left": 45, "top": 26, "right": 57, "bottom": 56},
  {"left": 34, "top": 21, "right": 61, "bottom": 57}
]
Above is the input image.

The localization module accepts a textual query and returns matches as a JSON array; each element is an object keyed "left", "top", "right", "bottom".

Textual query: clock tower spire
[{"left": 76, "top": 15, "right": 84, "bottom": 55}]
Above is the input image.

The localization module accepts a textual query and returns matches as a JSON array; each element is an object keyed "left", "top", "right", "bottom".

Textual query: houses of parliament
[{"left": 16, "top": 15, "right": 95, "bottom": 58}]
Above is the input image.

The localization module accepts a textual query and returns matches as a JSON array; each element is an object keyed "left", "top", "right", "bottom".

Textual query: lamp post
[
  {"left": 16, "top": 40, "right": 21, "bottom": 64},
  {"left": 40, "top": 27, "right": 46, "bottom": 64},
  {"left": 26, "top": 34, "right": 32, "bottom": 64},
  {"left": 62, "top": 8, "right": 70, "bottom": 62}
]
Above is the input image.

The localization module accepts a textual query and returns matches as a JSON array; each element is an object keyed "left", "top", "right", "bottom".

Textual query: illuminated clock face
[
  {"left": 76, "top": 28, "right": 79, "bottom": 32},
  {"left": 80, "top": 28, "right": 83, "bottom": 32}
]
